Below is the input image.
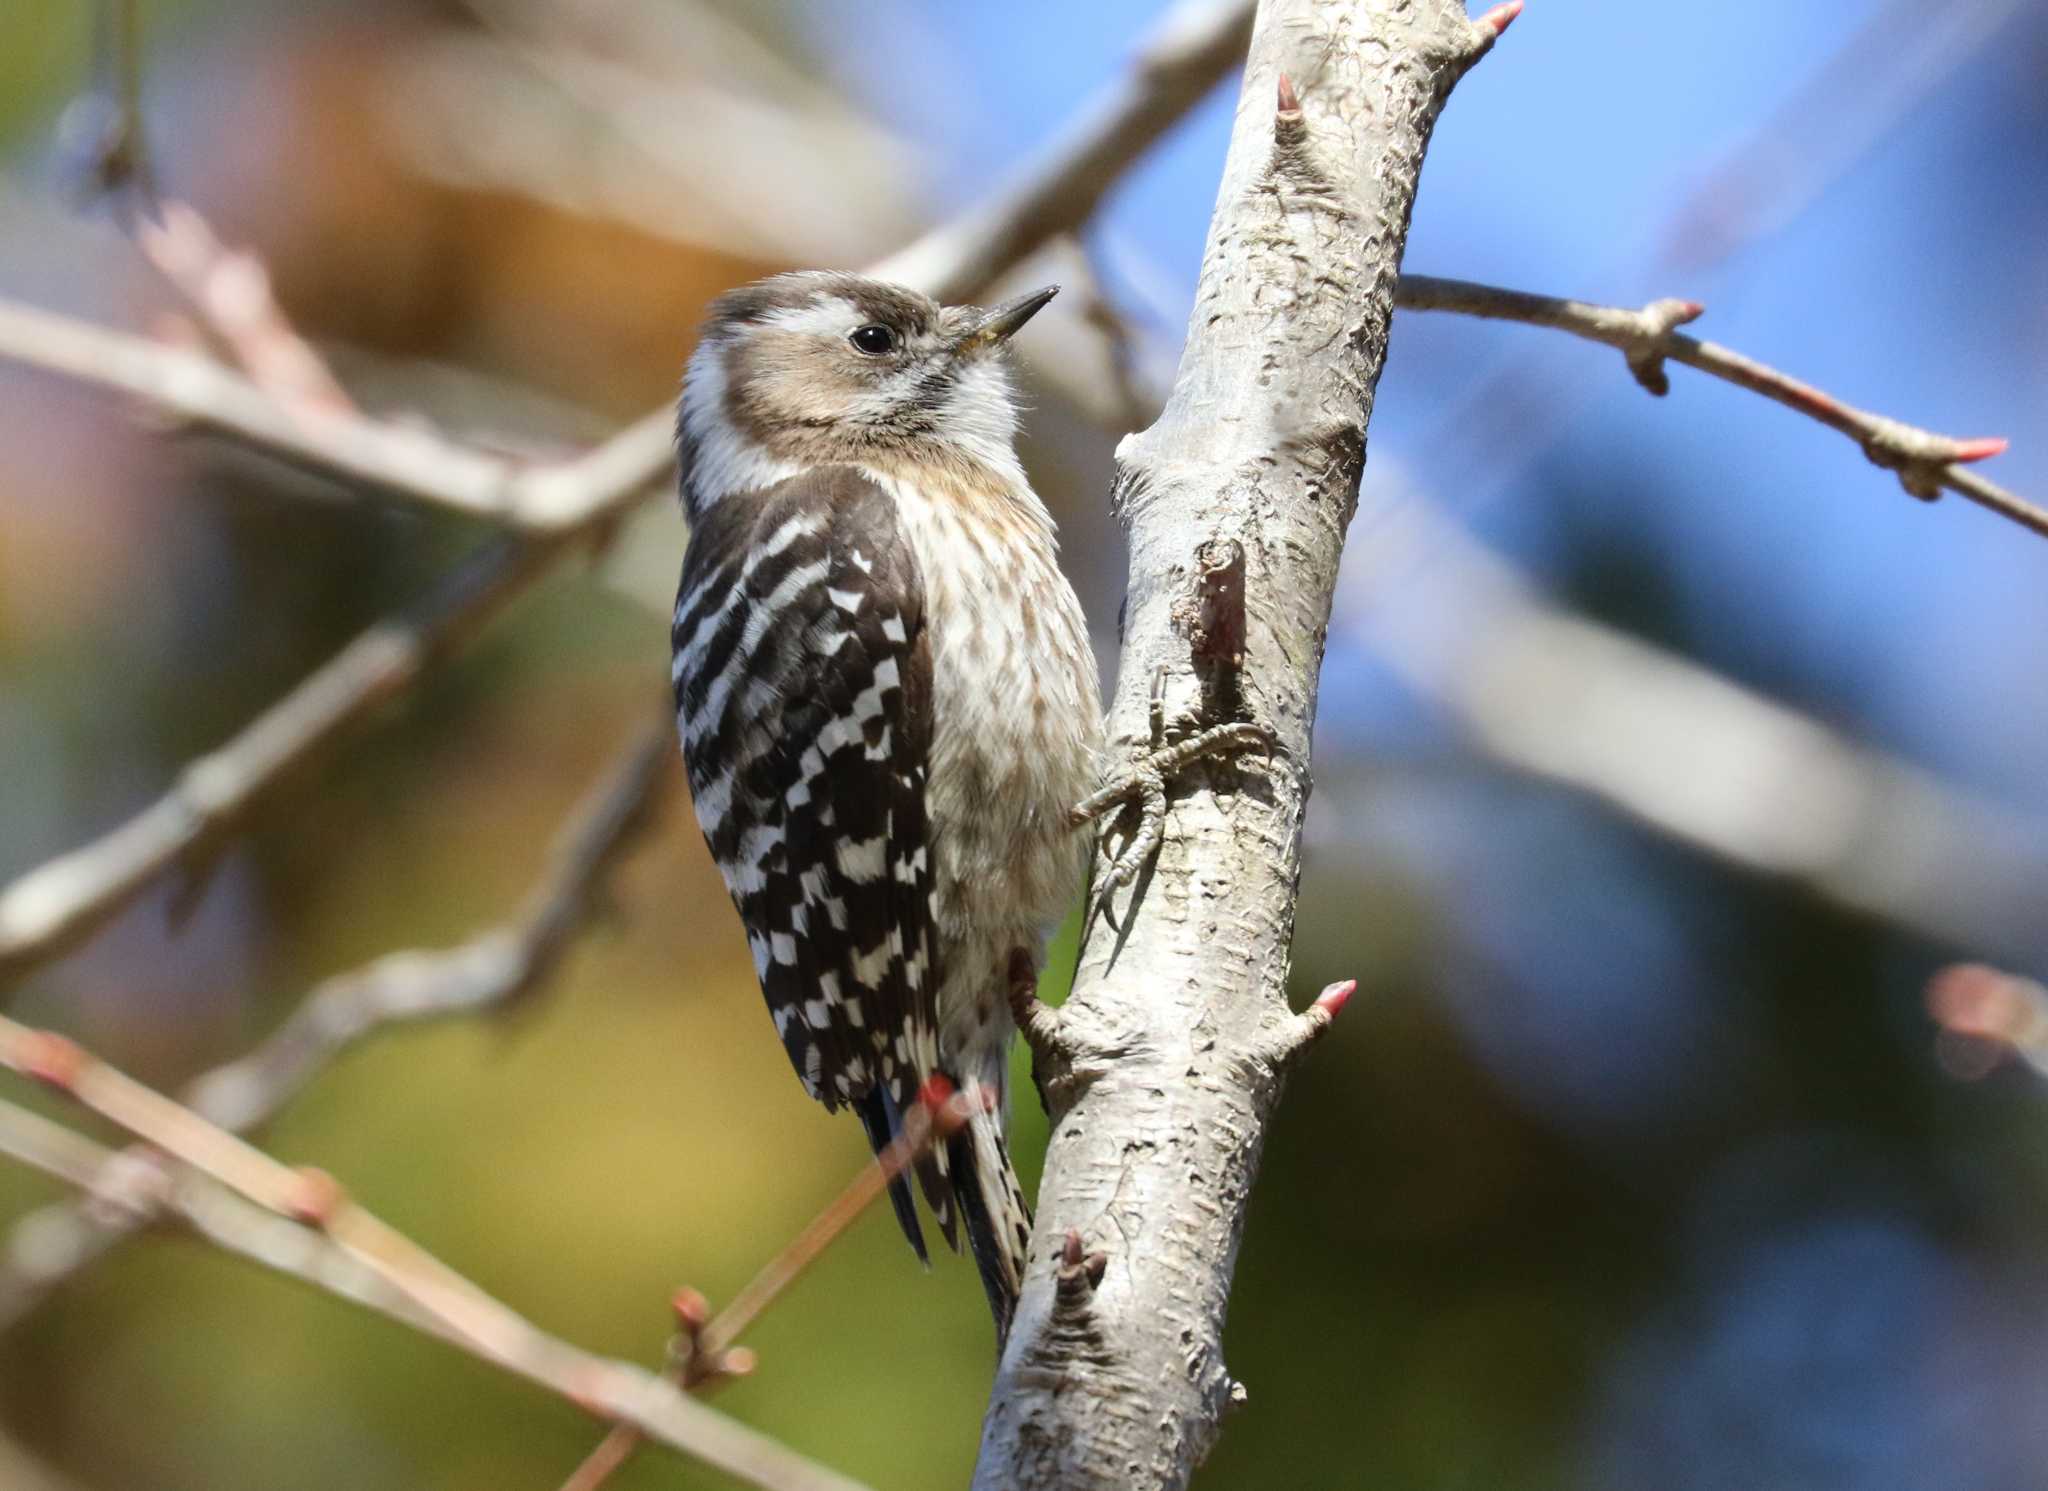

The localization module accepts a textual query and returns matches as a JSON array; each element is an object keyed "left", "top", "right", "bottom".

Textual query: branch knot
[
  {"left": 1273, "top": 74, "right": 1306, "bottom": 150},
  {"left": 1861, "top": 417, "right": 2008, "bottom": 503},
  {"left": 1053, "top": 1228, "right": 1110, "bottom": 1319},
  {"left": 1621, "top": 298, "right": 1704, "bottom": 396}
]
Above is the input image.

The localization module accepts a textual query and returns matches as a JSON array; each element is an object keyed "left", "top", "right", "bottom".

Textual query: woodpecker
[{"left": 670, "top": 272, "right": 1102, "bottom": 1338}]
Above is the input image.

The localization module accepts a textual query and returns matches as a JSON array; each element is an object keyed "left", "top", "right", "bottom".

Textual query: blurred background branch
[
  {"left": 73, "top": 0, "right": 155, "bottom": 217},
  {"left": 0, "top": 1015, "right": 878, "bottom": 1491},
  {"left": 0, "top": 0, "right": 1260, "bottom": 992},
  {"left": 0, "top": 535, "right": 560, "bottom": 979},
  {"left": 1927, "top": 963, "right": 2048, "bottom": 1084},
  {"left": 0, "top": 715, "right": 673, "bottom": 1325},
  {"left": 0, "top": 1426, "right": 91, "bottom": 1491}
]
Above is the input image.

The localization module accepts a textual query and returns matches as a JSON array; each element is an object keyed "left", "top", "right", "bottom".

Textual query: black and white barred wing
[{"left": 670, "top": 467, "right": 944, "bottom": 1128}]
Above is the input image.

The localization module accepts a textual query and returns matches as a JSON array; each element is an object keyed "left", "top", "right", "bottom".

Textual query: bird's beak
[{"left": 954, "top": 285, "right": 1059, "bottom": 354}]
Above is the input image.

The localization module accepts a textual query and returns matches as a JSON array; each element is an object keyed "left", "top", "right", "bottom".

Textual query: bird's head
[{"left": 677, "top": 271, "right": 1056, "bottom": 519}]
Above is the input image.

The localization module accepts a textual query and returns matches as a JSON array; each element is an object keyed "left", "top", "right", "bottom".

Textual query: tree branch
[
  {"left": 0, "top": 1424, "right": 91, "bottom": 1491},
  {"left": 1336, "top": 489, "right": 2048, "bottom": 956},
  {"left": 555, "top": 1082, "right": 983, "bottom": 1491},
  {"left": 0, "top": 1098, "right": 110, "bottom": 1191},
  {"left": 0, "top": 297, "right": 660, "bottom": 529},
  {"left": 0, "top": 719, "right": 672, "bottom": 1324},
  {"left": 1031, "top": 265, "right": 2048, "bottom": 954},
  {"left": 0, "top": 0, "right": 1253, "bottom": 533},
  {"left": 1392, "top": 274, "right": 2041, "bottom": 538},
  {"left": 0, "top": 0, "right": 1252, "bottom": 988},
  {"left": 0, "top": 1027, "right": 874, "bottom": 1491},
  {"left": 974, "top": 5, "right": 1504, "bottom": 1487},
  {"left": 0, "top": 537, "right": 557, "bottom": 982},
  {"left": 138, "top": 200, "right": 358, "bottom": 414},
  {"left": 872, "top": 0, "right": 1254, "bottom": 300}
]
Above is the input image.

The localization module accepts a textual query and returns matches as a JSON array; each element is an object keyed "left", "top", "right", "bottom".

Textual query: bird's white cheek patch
[{"left": 680, "top": 342, "right": 805, "bottom": 508}]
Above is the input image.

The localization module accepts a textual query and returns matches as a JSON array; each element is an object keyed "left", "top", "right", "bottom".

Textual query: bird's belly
[
  {"left": 871, "top": 468, "right": 1103, "bottom": 1069},
  {"left": 924, "top": 579, "right": 1098, "bottom": 952}
]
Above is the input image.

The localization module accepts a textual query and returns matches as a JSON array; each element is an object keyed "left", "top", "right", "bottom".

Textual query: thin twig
[
  {"left": 79, "top": 0, "right": 157, "bottom": 217},
  {"left": 0, "top": 1026, "right": 873, "bottom": 1491},
  {"left": 558, "top": 1426, "right": 647, "bottom": 1491},
  {"left": 557, "top": 1084, "right": 983, "bottom": 1491},
  {"left": 701, "top": 1084, "right": 979, "bottom": 1362},
  {"left": 0, "top": 721, "right": 674, "bottom": 1324},
  {"left": 1393, "top": 274, "right": 2044, "bottom": 540},
  {"left": 872, "top": 0, "right": 1254, "bottom": 301},
  {"left": 138, "top": 201, "right": 357, "bottom": 413},
  {"left": 0, "top": 1099, "right": 112, "bottom": 1191},
  {"left": 0, "top": 538, "right": 555, "bottom": 982},
  {"left": 0, "top": 0, "right": 1250, "bottom": 990}
]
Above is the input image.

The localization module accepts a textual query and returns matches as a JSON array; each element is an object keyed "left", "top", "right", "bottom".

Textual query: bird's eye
[{"left": 849, "top": 324, "right": 899, "bottom": 356}]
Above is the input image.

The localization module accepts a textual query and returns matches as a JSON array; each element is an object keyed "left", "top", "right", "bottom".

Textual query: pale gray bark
[{"left": 973, "top": 3, "right": 1502, "bottom": 1488}]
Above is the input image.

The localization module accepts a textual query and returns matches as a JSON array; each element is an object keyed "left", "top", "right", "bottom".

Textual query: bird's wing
[{"left": 672, "top": 465, "right": 951, "bottom": 1255}]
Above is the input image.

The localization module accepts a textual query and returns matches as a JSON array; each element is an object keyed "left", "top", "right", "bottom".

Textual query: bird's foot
[{"left": 1070, "top": 719, "right": 1271, "bottom": 921}]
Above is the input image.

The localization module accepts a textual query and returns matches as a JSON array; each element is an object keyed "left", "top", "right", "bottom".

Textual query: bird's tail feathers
[
  {"left": 859, "top": 1076, "right": 1030, "bottom": 1343},
  {"left": 856, "top": 1087, "right": 930, "bottom": 1265},
  {"left": 946, "top": 1083, "right": 1032, "bottom": 1346}
]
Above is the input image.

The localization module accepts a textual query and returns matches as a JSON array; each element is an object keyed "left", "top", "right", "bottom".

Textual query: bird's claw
[{"left": 1073, "top": 720, "right": 1272, "bottom": 921}]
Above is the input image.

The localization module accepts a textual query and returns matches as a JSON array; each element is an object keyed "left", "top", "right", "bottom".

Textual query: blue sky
[{"left": 820, "top": 0, "right": 2048, "bottom": 803}]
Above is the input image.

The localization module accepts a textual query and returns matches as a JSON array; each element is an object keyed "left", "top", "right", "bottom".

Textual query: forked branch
[
  {"left": 0, "top": 718, "right": 674, "bottom": 1326},
  {"left": 0, "top": 1020, "right": 874, "bottom": 1491},
  {"left": 0, "top": 0, "right": 1255, "bottom": 992}
]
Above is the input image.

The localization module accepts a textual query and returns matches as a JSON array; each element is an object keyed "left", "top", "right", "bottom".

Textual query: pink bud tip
[
  {"left": 1478, "top": 0, "right": 1523, "bottom": 37},
  {"left": 18, "top": 1030, "right": 84, "bottom": 1091},
  {"left": 1949, "top": 437, "right": 2008, "bottom": 464},
  {"left": 287, "top": 1167, "right": 346, "bottom": 1229},
  {"left": 671, "top": 1287, "right": 710, "bottom": 1332},
  {"left": 1927, "top": 964, "right": 2018, "bottom": 1041},
  {"left": 1276, "top": 74, "right": 1300, "bottom": 114},
  {"left": 1313, "top": 979, "right": 1357, "bottom": 1019}
]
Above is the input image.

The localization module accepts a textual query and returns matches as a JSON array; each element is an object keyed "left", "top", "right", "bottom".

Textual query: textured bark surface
[{"left": 973, "top": 4, "right": 1498, "bottom": 1488}]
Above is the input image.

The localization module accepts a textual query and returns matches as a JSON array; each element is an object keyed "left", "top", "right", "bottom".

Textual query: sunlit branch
[
  {"left": 1393, "top": 275, "right": 2043, "bottom": 540},
  {"left": 0, "top": 1024, "right": 872, "bottom": 1491},
  {"left": 556, "top": 1082, "right": 984, "bottom": 1491},
  {"left": 0, "top": 0, "right": 1254, "bottom": 992},
  {"left": 0, "top": 720, "right": 673, "bottom": 1323}
]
